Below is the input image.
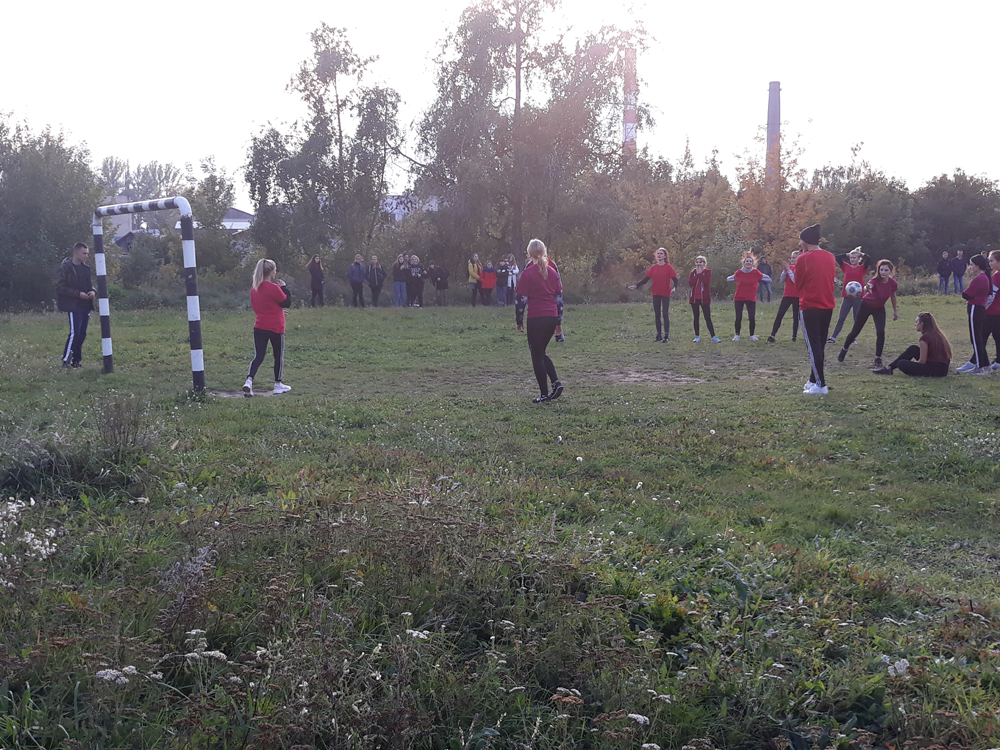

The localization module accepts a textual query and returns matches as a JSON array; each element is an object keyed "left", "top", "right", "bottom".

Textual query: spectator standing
[
  {"left": 468, "top": 254, "right": 483, "bottom": 306},
  {"left": 56, "top": 242, "right": 96, "bottom": 370},
  {"left": 506, "top": 253, "right": 520, "bottom": 306},
  {"left": 495, "top": 259, "right": 510, "bottom": 306},
  {"left": 951, "top": 249, "right": 970, "bottom": 294},
  {"left": 936, "top": 251, "right": 951, "bottom": 294},
  {"left": 407, "top": 255, "right": 427, "bottom": 307},
  {"left": 348, "top": 254, "right": 366, "bottom": 308},
  {"left": 428, "top": 261, "right": 450, "bottom": 306},
  {"left": 366, "top": 255, "right": 386, "bottom": 307},
  {"left": 480, "top": 261, "right": 497, "bottom": 305},
  {"left": 392, "top": 254, "right": 409, "bottom": 307},
  {"left": 757, "top": 256, "right": 773, "bottom": 302},
  {"left": 307, "top": 255, "right": 325, "bottom": 307}
]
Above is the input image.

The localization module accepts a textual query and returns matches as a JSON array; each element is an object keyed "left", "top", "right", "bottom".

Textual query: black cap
[{"left": 799, "top": 224, "right": 821, "bottom": 245}]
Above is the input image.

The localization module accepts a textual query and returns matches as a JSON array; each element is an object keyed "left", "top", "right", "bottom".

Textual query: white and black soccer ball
[{"left": 845, "top": 281, "right": 864, "bottom": 298}]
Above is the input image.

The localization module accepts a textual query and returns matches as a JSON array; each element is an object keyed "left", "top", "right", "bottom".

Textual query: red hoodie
[{"left": 794, "top": 249, "right": 836, "bottom": 310}]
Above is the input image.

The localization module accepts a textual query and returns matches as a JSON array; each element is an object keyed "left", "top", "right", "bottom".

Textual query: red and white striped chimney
[{"left": 623, "top": 48, "right": 637, "bottom": 156}]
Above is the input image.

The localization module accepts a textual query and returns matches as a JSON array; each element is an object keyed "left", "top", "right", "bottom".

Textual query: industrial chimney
[
  {"left": 766, "top": 81, "right": 781, "bottom": 189},
  {"left": 623, "top": 48, "right": 637, "bottom": 158}
]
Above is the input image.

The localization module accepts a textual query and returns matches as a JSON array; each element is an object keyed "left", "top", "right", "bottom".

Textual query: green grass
[{"left": 1, "top": 295, "right": 999, "bottom": 749}]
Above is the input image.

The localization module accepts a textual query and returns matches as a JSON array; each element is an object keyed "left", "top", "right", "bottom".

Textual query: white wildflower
[
  {"left": 628, "top": 713, "right": 650, "bottom": 725},
  {"left": 95, "top": 669, "right": 129, "bottom": 685}
]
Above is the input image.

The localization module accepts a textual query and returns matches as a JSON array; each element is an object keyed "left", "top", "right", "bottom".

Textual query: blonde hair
[
  {"left": 656, "top": 247, "right": 670, "bottom": 264},
  {"left": 695, "top": 255, "right": 707, "bottom": 264},
  {"left": 527, "top": 239, "right": 548, "bottom": 279},
  {"left": 253, "top": 259, "right": 276, "bottom": 290}
]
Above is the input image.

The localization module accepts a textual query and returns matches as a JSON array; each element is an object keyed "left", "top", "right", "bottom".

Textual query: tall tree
[
  {"left": 912, "top": 170, "right": 1000, "bottom": 258},
  {"left": 0, "top": 117, "right": 103, "bottom": 309}
]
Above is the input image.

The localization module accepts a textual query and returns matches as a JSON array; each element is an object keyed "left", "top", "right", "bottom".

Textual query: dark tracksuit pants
[{"left": 801, "top": 308, "right": 833, "bottom": 386}]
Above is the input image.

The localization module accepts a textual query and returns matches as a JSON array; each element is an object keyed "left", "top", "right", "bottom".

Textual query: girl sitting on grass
[
  {"left": 727, "top": 254, "right": 770, "bottom": 341},
  {"left": 836, "top": 259, "right": 899, "bottom": 369},
  {"left": 873, "top": 311, "right": 951, "bottom": 377},
  {"left": 628, "top": 247, "right": 678, "bottom": 342}
]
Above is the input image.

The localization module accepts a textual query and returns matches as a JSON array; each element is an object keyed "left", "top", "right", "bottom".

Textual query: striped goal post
[{"left": 92, "top": 196, "right": 205, "bottom": 391}]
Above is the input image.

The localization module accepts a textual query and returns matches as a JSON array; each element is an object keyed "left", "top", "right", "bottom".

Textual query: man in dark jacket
[
  {"left": 366, "top": 255, "right": 387, "bottom": 307},
  {"left": 427, "top": 261, "right": 450, "bottom": 306},
  {"left": 757, "top": 256, "right": 773, "bottom": 302},
  {"left": 55, "top": 242, "right": 96, "bottom": 370},
  {"left": 951, "top": 249, "right": 969, "bottom": 294},
  {"left": 348, "top": 254, "right": 366, "bottom": 307},
  {"left": 936, "top": 251, "right": 951, "bottom": 294}
]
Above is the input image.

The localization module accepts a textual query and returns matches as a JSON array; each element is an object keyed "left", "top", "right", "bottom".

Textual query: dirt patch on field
[
  {"left": 206, "top": 389, "right": 289, "bottom": 399},
  {"left": 735, "top": 367, "right": 784, "bottom": 381},
  {"left": 602, "top": 370, "right": 708, "bottom": 385}
]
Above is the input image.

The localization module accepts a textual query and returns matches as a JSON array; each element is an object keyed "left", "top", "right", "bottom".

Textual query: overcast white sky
[{"left": 4, "top": 0, "right": 996, "bottom": 212}]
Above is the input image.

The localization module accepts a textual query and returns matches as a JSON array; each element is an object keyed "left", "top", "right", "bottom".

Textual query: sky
[{"left": 4, "top": 0, "right": 997, "bottom": 212}]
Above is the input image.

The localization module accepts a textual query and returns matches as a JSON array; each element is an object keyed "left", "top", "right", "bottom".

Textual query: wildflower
[
  {"left": 887, "top": 658, "right": 909, "bottom": 677},
  {"left": 95, "top": 669, "right": 129, "bottom": 685},
  {"left": 636, "top": 482, "right": 643, "bottom": 489},
  {"left": 202, "top": 650, "right": 228, "bottom": 662},
  {"left": 643, "top": 745, "right": 662, "bottom": 750},
  {"left": 406, "top": 629, "right": 429, "bottom": 640},
  {"left": 628, "top": 713, "right": 650, "bottom": 725},
  {"left": 401, "top": 611, "right": 412, "bottom": 617},
  {"left": 577, "top": 456, "right": 583, "bottom": 462}
]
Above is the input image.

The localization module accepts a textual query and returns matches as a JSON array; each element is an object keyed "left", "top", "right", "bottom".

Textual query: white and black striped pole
[
  {"left": 91, "top": 212, "right": 114, "bottom": 374},
  {"left": 93, "top": 197, "right": 205, "bottom": 391}
]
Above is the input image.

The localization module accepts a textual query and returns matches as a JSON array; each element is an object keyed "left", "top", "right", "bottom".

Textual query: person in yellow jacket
[{"left": 468, "top": 253, "right": 484, "bottom": 306}]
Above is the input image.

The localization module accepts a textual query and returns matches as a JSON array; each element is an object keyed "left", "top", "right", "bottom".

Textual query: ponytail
[
  {"left": 527, "top": 238, "right": 548, "bottom": 280},
  {"left": 253, "top": 259, "right": 276, "bottom": 290}
]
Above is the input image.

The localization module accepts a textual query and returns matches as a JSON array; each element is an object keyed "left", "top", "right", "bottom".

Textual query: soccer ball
[{"left": 845, "top": 281, "right": 863, "bottom": 298}]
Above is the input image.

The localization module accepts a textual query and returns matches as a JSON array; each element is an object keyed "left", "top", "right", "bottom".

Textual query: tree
[
  {"left": 735, "top": 134, "right": 824, "bottom": 259},
  {"left": 184, "top": 159, "right": 240, "bottom": 274},
  {"left": 0, "top": 117, "right": 103, "bottom": 309},
  {"left": 912, "top": 170, "right": 1000, "bottom": 260},
  {"left": 245, "top": 25, "right": 401, "bottom": 271}
]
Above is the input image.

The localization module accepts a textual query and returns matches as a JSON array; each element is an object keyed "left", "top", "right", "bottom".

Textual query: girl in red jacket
[
  {"left": 243, "top": 259, "right": 292, "bottom": 397},
  {"left": 628, "top": 247, "right": 678, "bottom": 342},
  {"left": 688, "top": 256, "right": 719, "bottom": 343},
  {"left": 766, "top": 249, "right": 799, "bottom": 343},
  {"left": 727, "top": 254, "right": 770, "bottom": 341},
  {"left": 836, "top": 259, "right": 899, "bottom": 368}
]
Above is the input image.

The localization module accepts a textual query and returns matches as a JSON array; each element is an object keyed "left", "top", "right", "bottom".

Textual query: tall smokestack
[
  {"left": 623, "top": 48, "right": 637, "bottom": 158},
  {"left": 766, "top": 81, "right": 781, "bottom": 189}
]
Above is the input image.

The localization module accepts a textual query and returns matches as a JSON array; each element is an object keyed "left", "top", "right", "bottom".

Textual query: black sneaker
[
  {"left": 654, "top": 335, "right": 662, "bottom": 342},
  {"left": 549, "top": 381, "right": 564, "bottom": 401},
  {"left": 71, "top": 362, "right": 82, "bottom": 369},
  {"left": 837, "top": 347, "right": 848, "bottom": 363},
  {"left": 766, "top": 336, "right": 776, "bottom": 343},
  {"left": 872, "top": 366, "right": 893, "bottom": 375},
  {"left": 662, "top": 336, "right": 669, "bottom": 343},
  {"left": 792, "top": 336, "right": 797, "bottom": 342},
  {"left": 532, "top": 394, "right": 550, "bottom": 403},
  {"left": 60, "top": 361, "right": 71, "bottom": 371},
  {"left": 872, "top": 357, "right": 883, "bottom": 368},
  {"left": 555, "top": 333, "right": 565, "bottom": 342}
]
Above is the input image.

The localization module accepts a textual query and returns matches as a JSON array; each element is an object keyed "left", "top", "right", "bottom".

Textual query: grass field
[{"left": 1, "top": 294, "right": 999, "bottom": 750}]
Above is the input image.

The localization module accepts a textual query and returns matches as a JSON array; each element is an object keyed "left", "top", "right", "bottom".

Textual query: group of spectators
[
  {"left": 936, "top": 249, "right": 974, "bottom": 294},
  {"left": 305, "top": 252, "right": 522, "bottom": 309}
]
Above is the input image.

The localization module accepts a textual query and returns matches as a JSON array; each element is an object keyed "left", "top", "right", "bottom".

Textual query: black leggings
[
  {"left": 981, "top": 314, "right": 1000, "bottom": 363},
  {"left": 889, "top": 345, "right": 948, "bottom": 377},
  {"left": 770, "top": 296, "right": 799, "bottom": 339},
  {"left": 735, "top": 300, "right": 756, "bottom": 335},
  {"left": 842, "top": 301, "right": 887, "bottom": 357},
  {"left": 801, "top": 308, "right": 832, "bottom": 386},
  {"left": 370, "top": 285, "right": 382, "bottom": 307},
  {"left": 690, "top": 302, "right": 715, "bottom": 337},
  {"left": 351, "top": 282, "right": 365, "bottom": 308},
  {"left": 248, "top": 328, "right": 284, "bottom": 382},
  {"left": 407, "top": 281, "right": 424, "bottom": 306},
  {"left": 653, "top": 295, "right": 671, "bottom": 337},
  {"left": 526, "top": 316, "right": 559, "bottom": 396},
  {"left": 967, "top": 305, "right": 989, "bottom": 367},
  {"left": 311, "top": 288, "right": 324, "bottom": 307}
]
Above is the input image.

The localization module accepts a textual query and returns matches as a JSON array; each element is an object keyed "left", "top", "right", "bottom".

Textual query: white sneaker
[
  {"left": 749, "top": 335, "right": 759, "bottom": 341},
  {"left": 273, "top": 383, "right": 292, "bottom": 394},
  {"left": 991, "top": 362, "right": 1000, "bottom": 371},
  {"left": 803, "top": 383, "right": 829, "bottom": 395},
  {"left": 732, "top": 335, "right": 740, "bottom": 342},
  {"left": 804, "top": 380, "right": 814, "bottom": 391},
  {"left": 243, "top": 378, "right": 253, "bottom": 398},
  {"left": 956, "top": 362, "right": 976, "bottom": 372},
  {"left": 693, "top": 336, "right": 700, "bottom": 343}
]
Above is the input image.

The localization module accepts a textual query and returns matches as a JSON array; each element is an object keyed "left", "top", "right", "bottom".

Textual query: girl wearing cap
[
  {"left": 628, "top": 247, "right": 678, "bottom": 342},
  {"left": 835, "top": 259, "right": 899, "bottom": 369},
  {"left": 790, "top": 223, "right": 836, "bottom": 395}
]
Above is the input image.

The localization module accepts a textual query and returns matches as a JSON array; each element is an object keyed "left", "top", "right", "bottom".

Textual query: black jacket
[
  {"left": 428, "top": 266, "right": 450, "bottom": 290},
  {"left": 937, "top": 258, "right": 952, "bottom": 277},
  {"left": 392, "top": 263, "right": 410, "bottom": 283},
  {"left": 366, "top": 264, "right": 387, "bottom": 287},
  {"left": 951, "top": 256, "right": 970, "bottom": 278},
  {"left": 55, "top": 258, "right": 94, "bottom": 313}
]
